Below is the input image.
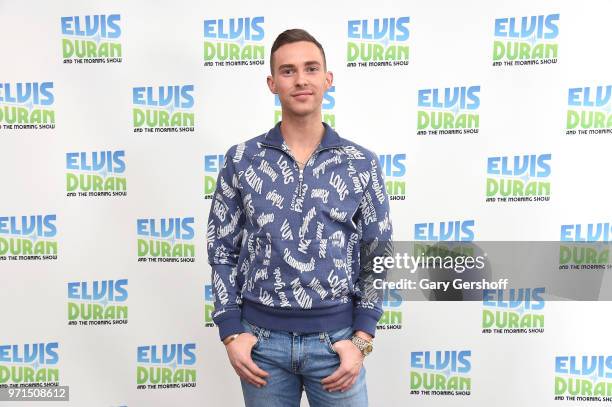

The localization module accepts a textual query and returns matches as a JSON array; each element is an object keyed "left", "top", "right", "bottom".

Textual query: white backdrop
[{"left": 1, "top": 0, "right": 611, "bottom": 406}]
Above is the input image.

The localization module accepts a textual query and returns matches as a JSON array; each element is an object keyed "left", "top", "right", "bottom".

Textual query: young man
[{"left": 206, "top": 29, "right": 393, "bottom": 406}]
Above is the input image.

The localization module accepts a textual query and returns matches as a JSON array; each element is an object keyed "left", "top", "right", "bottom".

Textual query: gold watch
[{"left": 351, "top": 335, "right": 374, "bottom": 357}]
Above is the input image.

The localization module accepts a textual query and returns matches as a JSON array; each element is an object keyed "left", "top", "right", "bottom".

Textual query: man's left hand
[{"left": 321, "top": 331, "right": 371, "bottom": 392}]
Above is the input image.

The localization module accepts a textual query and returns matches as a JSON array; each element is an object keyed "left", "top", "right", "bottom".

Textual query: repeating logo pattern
[
  {"left": 417, "top": 86, "right": 480, "bottom": 135},
  {"left": 203, "top": 17, "right": 265, "bottom": 66},
  {"left": 1, "top": 6, "right": 607, "bottom": 406},
  {"left": 486, "top": 154, "right": 551, "bottom": 203},
  {"left": 0, "top": 82, "right": 55, "bottom": 130},
  {"left": 132, "top": 85, "right": 195, "bottom": 133},
  {"left": 492, "top": 14, "right": 559, "bottom": 66},
  {"left": 61, "top": 14, "right": 122, "bottom": 64},
  {"left": 566, "top": 86, "right": 612, "bottom": 135},
  {"left": 204, "top": 153, "right": 226, "bottom": 198},
  {"left": 66, "top": 151, "right": 127, "bottom": 197},
  {"left": 347, "top": 17, "right": 410, "bottom": 67},
  {"left": 410, "top": 351, "right": 472, "bottom": 396},
  {"left": 0, "top": 215, "right": 57, "bottom": 261},
  {"left": 136, "top": 344, "right": 197, "bottom": 390},
  {"left": 559, "top": 223, "right": 612, "bottom": 270},
  {"left": 378, "top": 154, "right": 406, "bottom": 200},
  {"left": 67, "top": 279, "right": 128, "bottom": 325},
  {"left": 554, "top": 356, "right": 612, "bottom": 401},
  {"left": 137, "top": 217, "right": 195, "bottom": 262},
  {"left": 0, "top": 343, "right": 60, "bottom": 386},
  {"left": 482, "top": 287, "right": 545, "bottom": 334},
  {"left": 377, "top": 288, "right": 402, "bottom": 330}
]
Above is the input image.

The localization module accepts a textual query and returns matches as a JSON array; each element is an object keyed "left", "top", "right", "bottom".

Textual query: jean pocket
[
  {"left": 324, "top": 326, "right": 353, "bottom": 354},
  {"left": 240, "top": 319, "right": 262, "bottom": 350}
]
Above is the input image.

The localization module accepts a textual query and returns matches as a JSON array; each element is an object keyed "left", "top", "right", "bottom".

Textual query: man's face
[{"left": 267, "top": 41, "right": 333, "bottom": 118}]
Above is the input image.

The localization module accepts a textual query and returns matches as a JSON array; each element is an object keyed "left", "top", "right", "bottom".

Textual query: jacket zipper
[
  {"left": 259, "top": 142, "right": 339, "bottom": 198},
  {"left": 298, "top": 167, "right": 303, "bottom": 196}
]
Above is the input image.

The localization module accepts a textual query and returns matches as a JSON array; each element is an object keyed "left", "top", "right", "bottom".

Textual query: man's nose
[{"left": 295, "top": 70, "right": 308, "bottom": 87}]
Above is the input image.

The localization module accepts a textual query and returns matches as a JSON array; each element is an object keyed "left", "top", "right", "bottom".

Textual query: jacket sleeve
[
  {"left": 352, "top": 154, "right": 394, "bottom": 338},
  {"left": 206, "top": 144, "right": 247, "bottom": 341}
]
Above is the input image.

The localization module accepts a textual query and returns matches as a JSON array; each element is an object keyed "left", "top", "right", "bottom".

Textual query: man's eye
[{"left": 282, "top": 69, "right": 293, "bottom": 74}]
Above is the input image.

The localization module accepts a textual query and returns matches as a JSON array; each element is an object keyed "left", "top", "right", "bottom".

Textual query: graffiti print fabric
[{"left": 206, "top": 122, "right": 393, "bottom": 341}]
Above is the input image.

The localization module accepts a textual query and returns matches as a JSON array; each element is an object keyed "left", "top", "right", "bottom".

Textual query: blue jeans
[{"left": 239, "top": 317, "right": 368, "bottom": 407}]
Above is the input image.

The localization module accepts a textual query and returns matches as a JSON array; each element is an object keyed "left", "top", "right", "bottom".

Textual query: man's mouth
[{"left": 292, "top": 91, "right": 313, "bottom": 97}]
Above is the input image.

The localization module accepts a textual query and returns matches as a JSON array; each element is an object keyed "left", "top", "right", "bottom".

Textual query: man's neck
[{"left": 279, "top": 112, "right": 325, "bottom": 151}]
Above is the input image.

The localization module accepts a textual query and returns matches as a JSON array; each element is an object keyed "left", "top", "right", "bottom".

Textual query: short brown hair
[{"left": 270, "top": 29, "right": 327, "bottom": 74}]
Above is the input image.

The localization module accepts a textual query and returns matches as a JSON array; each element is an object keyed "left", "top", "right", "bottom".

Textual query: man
[{"left": 206, "top": 28, "right": 393, "bottom": 406}]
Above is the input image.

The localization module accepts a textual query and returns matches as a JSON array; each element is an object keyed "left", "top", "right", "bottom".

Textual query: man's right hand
[{"left": 224, "top": 333, "right": 269, "bottom": 388}]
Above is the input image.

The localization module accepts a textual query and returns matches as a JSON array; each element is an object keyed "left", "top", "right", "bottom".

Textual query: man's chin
[{"left": 282, "top": 106, "right": 319, "bottom": 118}]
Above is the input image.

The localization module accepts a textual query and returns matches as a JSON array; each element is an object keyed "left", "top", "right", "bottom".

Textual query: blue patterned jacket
[{"left": 206, "top": 121, "right": 393, "bottom": 341}]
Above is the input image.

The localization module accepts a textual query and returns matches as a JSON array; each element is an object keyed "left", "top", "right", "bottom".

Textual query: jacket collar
[{"left": 262, "top": 121, "right": 343, "bottom": 151}]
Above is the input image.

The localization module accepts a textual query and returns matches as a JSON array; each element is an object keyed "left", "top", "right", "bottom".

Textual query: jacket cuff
[
  {"left": 353, "top": 308, "right": 381, "bottom": 338},
  {"left": 215, "top": 312, "right": 245, "bottom": 342}
]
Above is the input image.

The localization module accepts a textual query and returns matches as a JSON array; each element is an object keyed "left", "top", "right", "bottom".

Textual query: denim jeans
[{"left": 239, "top": 317, "right": 368, "bottom": 407}]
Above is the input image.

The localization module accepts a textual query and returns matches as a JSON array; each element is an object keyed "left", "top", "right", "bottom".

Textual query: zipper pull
[{"left": 298, "top": 167, "right": 304, "bottom": 197}]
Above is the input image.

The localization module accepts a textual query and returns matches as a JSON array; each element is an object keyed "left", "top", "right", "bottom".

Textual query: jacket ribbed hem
[{"left": 242, "top": 300, "right": 353, "bottom": 333}]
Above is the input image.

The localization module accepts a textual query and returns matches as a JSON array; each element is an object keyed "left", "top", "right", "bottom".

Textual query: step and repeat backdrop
[{"left": 1, "top": 0, "right": 611, "bottom": 406}]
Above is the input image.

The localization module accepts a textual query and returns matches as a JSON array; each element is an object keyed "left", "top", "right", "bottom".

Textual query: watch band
[{"left": 351, "top": 335, "right": 373, "bottom": 356}]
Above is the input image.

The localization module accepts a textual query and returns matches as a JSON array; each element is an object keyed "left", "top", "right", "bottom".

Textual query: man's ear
[
  {"left": 324, "top": 70, "right": 334, "bottom": 91},
  {"left": 267, "top": 75, "right": 277, "bottom": 94}
]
